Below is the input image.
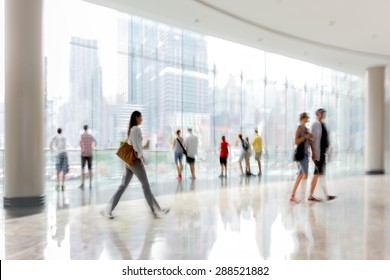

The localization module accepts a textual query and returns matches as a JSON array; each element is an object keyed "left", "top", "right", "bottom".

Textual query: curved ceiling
[{"left": 85, "top": 0, "right": 390, "bottom": 76}]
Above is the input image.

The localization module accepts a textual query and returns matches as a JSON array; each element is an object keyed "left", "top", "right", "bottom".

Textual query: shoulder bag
[
  {"left": 116, "top": 140, "right": 138, "bottom": 166},
  {"left": 176, "top": 138, "right": 187, "bottom": 156}
]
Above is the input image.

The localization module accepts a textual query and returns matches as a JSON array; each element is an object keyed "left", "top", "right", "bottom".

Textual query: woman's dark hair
[
  {"left": 238, "top": 134, "right": 243, "bottom": 139},
  {"left": 128, "top": 111, "right": 142, "bottom": 136},
  {"left": 176, "top": 129, "right": 181, "bottom": 136},
  {"left": 57, "top": 128, "right": 62, "bottom": 134}
]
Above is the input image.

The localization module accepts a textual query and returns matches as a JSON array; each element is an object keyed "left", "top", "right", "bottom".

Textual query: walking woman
[
  {"left": 237, "top": 134, "right": 249, "bottom": 176},
  {"left": 290, "top": 112, "right": 313, "bottom": 202},
  {"left": 245, "top": 137, "right": 253, "bottom": 176},
  {"left": 102, "top": 111, "right": 169, "bottom": 219},
  {"left": 172, "top": 129, "right": 185, "bottom": 178}
]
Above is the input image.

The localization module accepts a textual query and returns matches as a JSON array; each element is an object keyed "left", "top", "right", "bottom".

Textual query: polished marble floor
[{"left": 1, "top": 173, "right": 390, "bottom": 260}]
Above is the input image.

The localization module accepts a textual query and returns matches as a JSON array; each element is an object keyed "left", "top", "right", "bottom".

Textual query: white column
[
  {"left": 364, "top": 66, "right": 385, "bottom": 174},
  {"left": 4, "top": 0, "right": 44, "bottom": 206}
]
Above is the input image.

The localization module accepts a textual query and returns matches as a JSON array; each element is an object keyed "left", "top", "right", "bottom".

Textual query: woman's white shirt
[{"left": 128, "top": 126, "right": 143, "bottom": 159}]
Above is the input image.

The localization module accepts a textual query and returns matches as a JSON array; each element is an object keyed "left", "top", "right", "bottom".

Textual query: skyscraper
[{"left": 62, "top": 37, "right": 111, "bottom": 147}]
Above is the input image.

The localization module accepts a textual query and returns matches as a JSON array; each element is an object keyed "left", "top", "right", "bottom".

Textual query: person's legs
[
  {"left": 81, "top": 170, "right": 85, "bottom": 186},
  {"left": 246, "top": 158, "right": 251, "bottom": 173},
  {"left": 88, "top": 157, "right": 93, "bottom": 187},
  {"left": 55, "top": 154, "right": 61, "bottom": 188},
  {"left": 255, "top": 152, "right": 261, "bottom": 175},
  {"left": 309, "top": 157, "right": 326, "bottom": 201},
  {"left": 174, "top": 153, "right": 180, "bottom": 177},
  {"left": 239, "top": 160, "right": 244, "bottom": 175},
  {"left": 179, "top": 160, "right": 183, "bottom": 176},
  {"left": 62, "top": 153, "right": 68, "bottom": 188},
  {"left": 108, "top": 166, "right": 134, "bottom": 214},
  {"left": 220, "top": 157, "right": 226, "bottom": 176},
  {"left": 175, "top": 161, "right": 180, "bottom": 177},
  {"left": 238, "top": 152, "right": 245, "bottom": 175},
  {"left": 299, "top": 174, "right": 308, "bottom": 200},
  {"left": 190, "top": 163, "right": 196, "bottom": 179},
  {"left": 80, "top": 156, "right": 86, "bottom": 187},
  {"left": 291, "top": 173, "right": 303, "bottom": 200},
  {"left": 62, "top": 173, "right": 66, "bottom": 186},
  {"left": 309, "top": 174, "right": 320, "bottom": 199},
  {"left": 318, "top": 165, "right": 336, "bottom": 200},
  {"left": 131, "top": 160, "right": 162, "bottom": 214},
  {"left": 258, "top": 156, "right": 262, "bottom": 175},
  {"left": 56, "top": 172, "right": 60, "bottom": 188},
  {"left": 88, "top": 169, "right": 92, "bottom": 186}
]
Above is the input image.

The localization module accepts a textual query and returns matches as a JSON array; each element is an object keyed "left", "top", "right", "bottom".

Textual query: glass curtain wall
[{"left": 0, "top": 0, "right": 365, "bottom": 191}]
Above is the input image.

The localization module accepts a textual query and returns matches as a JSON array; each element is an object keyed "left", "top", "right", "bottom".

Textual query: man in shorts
[
  {"left": 50, "top": 128, "right": 69, "bottom": 190},
  {"left": 309, "top": 109, "right": 336, "bottom": 202},
  {"left": 219, "top": 136, "right": 229, "bottom": 177},
  {"left": 252, "top": 129, "right": 263, "bottom": 176},
  {"left": 184, "top": 128, "right": 199, "bottom": 179},
  {"left": 80, "top": 124, "right": 96, "bottom": 188}
]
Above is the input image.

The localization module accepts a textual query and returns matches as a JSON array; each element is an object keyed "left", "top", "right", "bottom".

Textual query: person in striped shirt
[{"left": 80, "top": 124, "right": 96, "bottom": 188}]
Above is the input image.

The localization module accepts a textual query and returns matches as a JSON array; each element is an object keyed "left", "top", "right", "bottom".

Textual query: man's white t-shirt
[
  {"left": 51, "top": 134, "right": 67, "bottom": 154},
  {"left": 184, "top": 134, "right": 199, "bottom": 158}
]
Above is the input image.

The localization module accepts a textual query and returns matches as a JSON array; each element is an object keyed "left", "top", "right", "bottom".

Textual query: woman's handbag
[
  {"left": 293, "top": 142, "right": 305, "bottom": 162},
  {"left": 116, "top": 141, "right": 138, "bottom": 166}
]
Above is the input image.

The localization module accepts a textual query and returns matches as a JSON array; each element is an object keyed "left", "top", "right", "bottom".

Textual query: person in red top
[{"left": 219, "top": 136, "right": 229, "bottom": 177}]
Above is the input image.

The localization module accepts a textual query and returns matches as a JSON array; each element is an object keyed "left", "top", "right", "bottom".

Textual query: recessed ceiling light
[{"left": 194, "top": 18, "right": 200, "bottom": 23}]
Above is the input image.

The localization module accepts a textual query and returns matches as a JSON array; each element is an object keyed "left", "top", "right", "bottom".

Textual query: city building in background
[{"left": 0, "top": 0, "right": 367, "bottom": 190}]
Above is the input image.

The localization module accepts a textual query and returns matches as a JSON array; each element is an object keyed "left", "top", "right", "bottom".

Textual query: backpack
[{"left": 241, "top": 139, "right": 249, "bottom": 151}]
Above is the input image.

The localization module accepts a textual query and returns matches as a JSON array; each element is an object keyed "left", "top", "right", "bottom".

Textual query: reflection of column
[
  {"left": 365, "top": 66, "right": 385, "bottom": 174},
  {"left": 4, "top": 0, "right": 44, "bottom": 206}
]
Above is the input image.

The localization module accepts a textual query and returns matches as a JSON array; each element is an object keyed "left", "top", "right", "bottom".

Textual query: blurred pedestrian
[
  {"left": 102, "top": 111, "right": 169, "bottom": 219},
  {"left": 172, "top": 129, "right": 185, "bottom": 179},
  {"left": 79, "top": 124, "right": 96, "bottom": 189},
  {"left": 50, "top": 128, "right": 69, "bottom": 191},
  {"left": 184, "top": 128, "right": 199, "bottom": 179},
  {"left": 308, "top": 109, "right": 336, "bottom": 202},
  {"left": 290, "top": 113, "right": 312, "bottom": 202},
  {"left": 219, "top": 136, "right": 229, "bottom": 177},
  {"left": 252, "top": 129, "right": 263, "bottom": 175}
]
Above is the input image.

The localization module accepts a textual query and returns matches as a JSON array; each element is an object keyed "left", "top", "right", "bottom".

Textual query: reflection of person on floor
[
  {"left": 255, "top": 186, "right": 277, "bottom": 260},
  {"left": 176, "top": 179, "right": 184, "bottom": 193},
  {"left": 51, "top": 191, "right": 69, "bottom": 247},
  {"left": 102, "top": 111, "right": 169, "bottom": 219}
]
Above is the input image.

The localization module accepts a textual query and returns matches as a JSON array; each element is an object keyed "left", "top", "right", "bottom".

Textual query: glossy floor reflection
[{"left": 1, "top": 174, "right": 390, "bottom": 259}]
